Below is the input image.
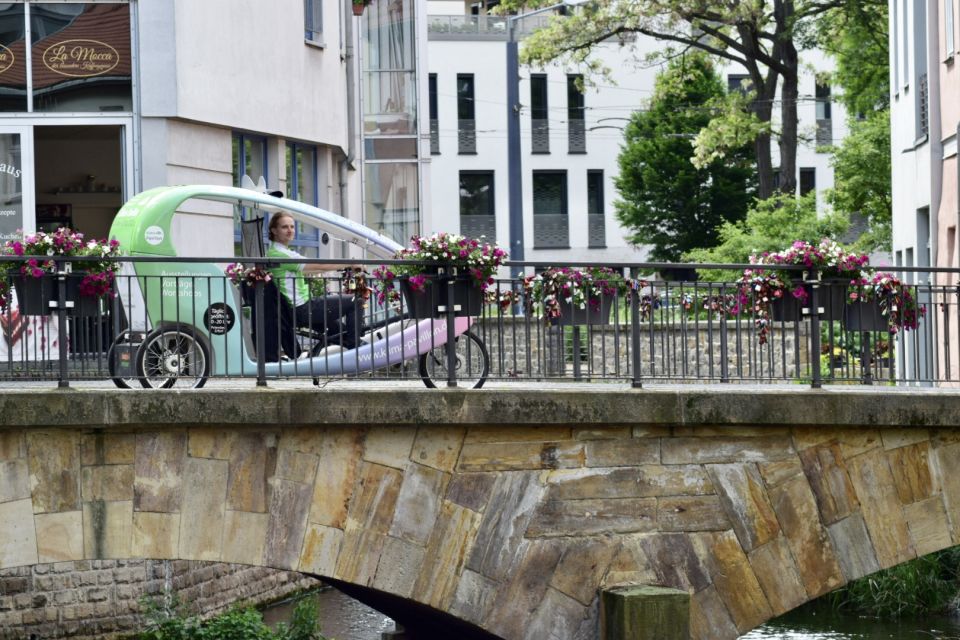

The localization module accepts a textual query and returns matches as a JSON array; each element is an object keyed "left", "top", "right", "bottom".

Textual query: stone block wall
[{"left": 0, "top": 560, "right": 319, "bottom": 639}]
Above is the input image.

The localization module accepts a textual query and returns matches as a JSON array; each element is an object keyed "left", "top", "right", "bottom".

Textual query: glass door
[{"left": 0, "top": 126, "right": 35, "bottom": 241}]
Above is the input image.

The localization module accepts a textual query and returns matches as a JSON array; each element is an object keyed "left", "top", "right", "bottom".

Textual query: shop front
[{"left": 0, "top": 1, "right": 134, "bottom": 243}]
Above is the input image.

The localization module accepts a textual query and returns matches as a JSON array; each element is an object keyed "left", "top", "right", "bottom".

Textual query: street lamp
[{"left": 505, "top": 0, "right": 585, "bottom": 281}]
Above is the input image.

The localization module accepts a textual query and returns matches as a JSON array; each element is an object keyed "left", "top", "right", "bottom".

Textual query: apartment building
[{"left": 425, "top": 0, "right": 846, "bottom": 264}]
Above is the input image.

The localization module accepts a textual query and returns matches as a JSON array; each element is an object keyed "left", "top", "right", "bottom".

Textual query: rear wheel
[
  {"left": 107, "top": 330, "right": 144, "bottom": 389},
  {"left": 136, "top": 325, "right": 210, "bottom": 389},
  {"left": 418, "top": 330, "right": 489, "bottom": 389}
]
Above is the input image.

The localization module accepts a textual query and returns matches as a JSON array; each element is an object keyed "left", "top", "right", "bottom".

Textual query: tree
[
  {"left": 614, "top": 53, "right": 756, "bottom": 261},
  {"left": 503, "top": 0, "right": 886, "bottom": 199},
  {"left": 828, "top": 110, "right": 892, "bottom": 252},
  {"left": 683, "top": 192, "right": 851, "bottom": 278}
]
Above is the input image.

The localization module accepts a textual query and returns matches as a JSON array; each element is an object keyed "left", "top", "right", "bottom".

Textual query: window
[
  {"left": 304, "top": 0, "right": 322, "bottom": 43},
  {"left": 232, "top": 133, "right": 269, "bottom": 248},
  {"left": 946, "top": 0, "right": 956, "bottom": 59},
  {"left": 567, "top": 75, "right": 585, "bottom": 153},
  {"left": 799, "top": 168, "right": 815, "bottom": 196},
  {"left": 587, "top": 170, "right": 605, "bottom": 248},
  {"left": 727, "top": 74, "right": 752, "bottom": 95},
  {"left": 893, "top": 0, "right": 899, "bottom": 91},
  {"left": 457, "top": 74, "right": 476, "bottom": 154},
  {"left": 286, "top": 143, "right": 320, "bottom": 257},
  {"left": 530, "top": 74, "right": 549, "bottom": 153},
  {"left": 815, "top": 81, "right": 832, "bottom": 146},
  {"left": 459, "top": 171, "right": 496, "bottom": 239},
  {"left": 429, "top": 73, "right": 439, "bottom": 155},
  {"left": 903, "top": 0, "right": 910, "bottom": 88},
  {"left": 915, "top": 0, "right": 929, "bottom": 140},
  {"left": 533, "top": 171, "right": 568, "bottom": 248}
]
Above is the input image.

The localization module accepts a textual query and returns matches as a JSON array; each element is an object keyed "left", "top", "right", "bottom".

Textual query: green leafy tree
[
  {"left": 614, "top": 53, "right": 756, "bottom": 261},
  {"left": 502, "top": 0, "right": 886, "bottom": 199},
  {"left": 829, "top": 109, "right": 892, "bottom": 252},
  {"left": 684, "top": 192, "right": 851, "bottom": 279}
]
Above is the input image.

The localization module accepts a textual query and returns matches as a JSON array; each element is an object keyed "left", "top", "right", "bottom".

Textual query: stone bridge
[{"left": 1, "top": 387, "right": 959, "bottom": 639}]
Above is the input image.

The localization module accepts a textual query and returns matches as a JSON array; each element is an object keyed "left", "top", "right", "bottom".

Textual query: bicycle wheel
[
  {"left": 136, "top": 325, "right": 210, "bottom": 389},
  {"left": 106, "top": 330, "right": 144, "bottom": 389},
  {"left": 418, "top": 330, "right": 489, "bottom": 389}
]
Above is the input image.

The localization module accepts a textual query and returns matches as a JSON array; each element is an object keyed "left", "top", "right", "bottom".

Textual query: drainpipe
[
  {"left": 927, "top": 0, "right": 941, "bottom": 271},
  {"left": 340, "top": 0, "right": 358, "bottom": 244}
]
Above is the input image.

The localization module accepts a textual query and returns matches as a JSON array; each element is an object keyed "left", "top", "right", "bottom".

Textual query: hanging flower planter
[
  {"left": 400, "top": 274, "right": 484, "bottom": 319},
  {"left": 14, "top": 275, "right": 101, "bottom": 317}
]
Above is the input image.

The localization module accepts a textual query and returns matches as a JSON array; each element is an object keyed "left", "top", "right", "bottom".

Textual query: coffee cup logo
[
  {"left": 0, "top": 45, "right": 14, "bottom": 75},
  {"left": 43, "top": 39, "right": 119, "bottom": 77}
]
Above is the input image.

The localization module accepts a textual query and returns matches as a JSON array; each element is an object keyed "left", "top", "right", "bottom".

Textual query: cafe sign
[
  {"left": 0, "top": 45, "right": 14, "bottom": 75},
  {"left": 43, "top": 39, "right": 119, "bottom": 77}
]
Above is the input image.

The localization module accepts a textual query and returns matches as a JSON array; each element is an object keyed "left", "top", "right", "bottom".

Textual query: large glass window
[
  {"left": 232, "top": 133, "right": 269, "bottom": 248},
  {"left": 533, "top": 170, "right": 567, "bottom": 248},
  {"left": 0, "top": 5, "right": 26, "bottom": 112},
  {"left": 304, "top": 0, "right": 322, "bottom": 43},
  {"left": 286, "top": 143, "right": 320, "bottom": 257},
  {"left": 0, "top": 132, "right": 23, "bottom": 242},
  {"left": 567, "top": 75, "right": 585, "bottom": 153},
  {"left": 365, "top": 162, "right": 419, "bottom": 243},
  {"left": 457, "top": 74, "right": 476, "bottom": 154},
  {"left": 459, "top": 171, "right": 494, "bottom": 239},
  {"left": 530, "top": 74, "right": 548, "bottom": 153},
  {"left": 428, "top": 73, "right": 439, "bottom": 154},
  {"left": 946, "top": 0, "right": 955, "bottom": 59},
  {"left": 30, "top": 3, "right": 132, "bottom": 112}
]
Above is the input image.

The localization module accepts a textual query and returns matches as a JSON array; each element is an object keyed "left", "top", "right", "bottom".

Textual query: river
[{"left": 262, "top": 588, "right": 960, "bottom": 640}]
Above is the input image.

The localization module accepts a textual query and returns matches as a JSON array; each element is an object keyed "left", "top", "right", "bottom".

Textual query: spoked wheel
[
  {"left": 418, "top": 330, "right": 489, "bottom": 389},
  {"left": 106, "top": 330, "right": 144, "bottom": 389},
  {"left": 136, "top": 325, "right": 210, "bottom": 389}
]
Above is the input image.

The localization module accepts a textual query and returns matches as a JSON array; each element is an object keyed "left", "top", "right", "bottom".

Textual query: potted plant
[
  {"left": 522, "top": 266, "right": 629, "bottom": 326},
  {"left": 737, "top": 268, "right": 788, "bottom": 344},
  {"left": 352, "top": 0, "right": 370, "bottom": 16},
  {"left": 373, "top": 232, "right": 507, "bottom": 318},
  {"left": 748, "top": 239, "right": 869, "bottom": 322},
  {"left": 2, "top": 228, "right": 121, "bottom": 316},
  {"left": 846, "top": 271, "right": 926, "bottom": 334}
]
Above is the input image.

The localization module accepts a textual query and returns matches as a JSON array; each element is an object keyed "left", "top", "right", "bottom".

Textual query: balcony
[
  {"left": 534, "top": 213, "right": 569, "bottom": 248},
  {"left": 430, "top": 118, "right": 439, "bottom": 155},
  {"left": 532, "top": 119, "right": 549, "bottom": 154},
  {"left": 588, "top": 213, "right": 605, "bottom": 247},
  {"left": 458, "top": 119, "right": 477, "bottom": 154},
  {"left": 460, "top": 214, "right": 496, "bottom": 240},
  {"left": 568, "top": 119, "right": 586, "bottom": 153}
]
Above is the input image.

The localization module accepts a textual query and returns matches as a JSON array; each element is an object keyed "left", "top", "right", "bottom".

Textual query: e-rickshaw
[{"left": 106, "top": 184, "right": 489, "bottom": 388}]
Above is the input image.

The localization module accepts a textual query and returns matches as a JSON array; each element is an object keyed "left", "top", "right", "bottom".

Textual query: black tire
[
  {"left": 136, "top": 325, "right": 211, "bottom": 389},
  {"left": 418, "top": 330, "right": 489, "bottom": 389},
  {"left": 106, "top": 330, "right": 144, "bottom": 389}
]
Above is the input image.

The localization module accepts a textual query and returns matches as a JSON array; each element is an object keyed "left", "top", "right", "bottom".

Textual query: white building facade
[
  {"left": 0, "top": 0, "right": 367, "bottom": 258},
  {"left": 425, "top": 0, "right": 846, "bottom": 264}
]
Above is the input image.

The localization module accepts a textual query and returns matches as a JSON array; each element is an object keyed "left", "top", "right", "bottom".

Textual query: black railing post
[
  {"left": 56, "top": 260, "right": 69, "bottom": 388},
  {"left": 254, "top": 278, "right": 267, "bottom": 387},
  {"left": 444, "top": 266, "right": 458, "bottom": 388},
  {"left": 630, "top": 268, "right": 642, "bottom": 388},
  {"left": 807, "top": 269, "right": 822, "bottom": 389}
]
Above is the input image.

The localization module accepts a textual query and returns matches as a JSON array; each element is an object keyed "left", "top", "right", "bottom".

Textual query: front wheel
[
  {"left": 418, "top": 330, "right": 489, "bottom": 389},
  {"left": 136, "top": 325, "right": 210, "bottom": 389},
  {"left": 107, "top": 330, "right": 144, "bottom": 389}
]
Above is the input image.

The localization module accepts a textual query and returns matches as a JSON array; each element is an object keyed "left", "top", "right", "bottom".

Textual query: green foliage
[
  {"left": 821, "top": 548, "right": 960, "bottom": 618},
  {"left": 614, "top": 53, "right": 756, "bottom": 261},
  {"left": 683, "top": 193, "right": 850, "bottom": 280},
  {"left": 137, "top": 596, "right": 326, "bottom": 640},
  {"left": 828, "top": 109, "right": 892, "bottom": 252},
  {"left": 814, "top": 1, "right": 889, "bottom": 115}
]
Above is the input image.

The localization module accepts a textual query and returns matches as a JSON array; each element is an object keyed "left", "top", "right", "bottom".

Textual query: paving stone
[
  {"left": 187, "top": 427, "right": 235, "bottom": 460},
  {"left": 411, "top": 425, "right": 466, "bottom": 473},
  {"left": 0, "top": 431, "right": 24, "bottom": 461},
  {"left": 847, "top": 450, "right": 915, "bottom": 568},
  {"left": 825, "top": 512, "right": 880, "bottom": 582},
  {"left": 798, "top": 442, "right": 860, "bottom": 525},
  {"left": 0, "top": 459, "right": 30, "bottom": 504},
  {"left": 707, "top": 463, "right": 780, "bottom": 552},
  {"left": 881, "top": 428, "right": 930, "bottom": 450},
  {"left": 80, "top": 432, "right": 135, "bottom": 466},
  {"left": 465, "top": 425, "right": 572, "bottom": 443},
  {"left": 933, "top": 441, "right": 960, "bottom": 543},
  {"left": 639, "top": 533, "right": 710, "bottom": 592},
  {"left": 546, "top": 465, "right": 713, "bottom": 500},
  {"left": 747, "top": 537, "right": 808, "bottom": 615},
  {"left": 769, "top": 474, "right": 844, "bottom": 599},
  {"left": 226, "top": 432, "right": 276, "bottom": 513},
  {"left": 299, "top": 523, "right": 343, "bottom": 577},
  {"left": 371, "top": 536, "right": 424, "bottom": 599},
  {"left": 134, "top": 431, "right": 186, "bottom": 513},
  {"left": 550, "top": 537, "right": 621, "bottom": 605},
  {"left": 444, "top": 472, "right": 495, "bottom": 512},
  {"left": 584, "top": 439, "right": 659, "bottom": 467},
  {"left": 523, "top": 587, "right": 591, "bottom": 640},
  {"left": 904, "top": 496, "right": 952, "bottom": 557},
  {"left": 757, "top": 458, "right": 803, "bottom": 488},
  {"left": 82, "top": 500, "right": 132, "bottom": 559},
  {"left": 448, "top": 568, "right": 498, "bottom": 626},
  {"left": 81, "top": 465, "right": 134, "bottom": 502},
  {"left": 689, "top": 585, "right": 740, "bottom": 640},
  {"left": 0, "top": 500, "right": 37, "bottom": 568},
  {"left": 308, "top": 428, "right": 365, "bottom": 529},
  {"left": 362, "top": 426, "right": 416, "bottom": 470},
  {"left": 696, "top": 530, "right": 772, "bottom": 635},
  {"left": 222, "top": 511, "right": 267, "bottom": 565},
  {"left": 485, "top": 539, "right": 564, "bottom": 639},
  {"left": 27, "top": 431, "right": 80, "bottom": 513},
  {"left": 274, "top": 448, "right": 317, "bottom": 485},
  {"left": 574, "top": 426, "right": 631, "bottom": 440}
]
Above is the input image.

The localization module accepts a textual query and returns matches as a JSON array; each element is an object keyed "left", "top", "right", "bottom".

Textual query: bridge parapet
[{"left": 0, "top": 388, "right": 959, "bottom": 639}]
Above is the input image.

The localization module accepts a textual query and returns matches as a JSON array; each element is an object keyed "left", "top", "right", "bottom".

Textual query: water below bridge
[{"left": 262, "top": 588, "right": 960, "bottom": 639}]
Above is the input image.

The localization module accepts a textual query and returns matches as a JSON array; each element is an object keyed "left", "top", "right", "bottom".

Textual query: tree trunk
[
  {"left": 777, "top": 2, "right": 799, "bottom": 195},
  {"left": 752, "top": 82, "right": 777, "bottom": 200}
]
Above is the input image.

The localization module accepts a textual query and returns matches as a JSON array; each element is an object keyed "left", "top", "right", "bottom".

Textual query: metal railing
[{"left": 0, "top": 256, "right": 956, "bottom": 390}]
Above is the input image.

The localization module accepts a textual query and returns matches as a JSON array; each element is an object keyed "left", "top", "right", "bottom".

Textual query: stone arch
[{"left": 0, "top": 390, "right": 959, "bottom": 639}]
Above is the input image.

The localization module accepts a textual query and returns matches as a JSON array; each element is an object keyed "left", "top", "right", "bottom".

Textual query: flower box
[
  {"left": 14, "top": 275, "right": 100, "bottom": 316},
  {"left": 400, "top": 277, "right": 483, "bottom": 319},
  {"left": 843, "top": 299, "right": 887, "bottom": 332},
  {"left": 553, "top": 295, "right": 614, "bottom": 326},
  {"left": 770, "top": 281, "right": 846, "bottom": 322}
]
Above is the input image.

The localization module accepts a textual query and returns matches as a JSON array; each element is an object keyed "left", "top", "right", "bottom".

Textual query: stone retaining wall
[{"left": 0, "top": 560, "right": 320, "bottom": 639}]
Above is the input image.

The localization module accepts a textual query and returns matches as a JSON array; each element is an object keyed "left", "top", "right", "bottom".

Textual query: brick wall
[{"left": 0, "top": 560, "right": 320, "bottom": 639}]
